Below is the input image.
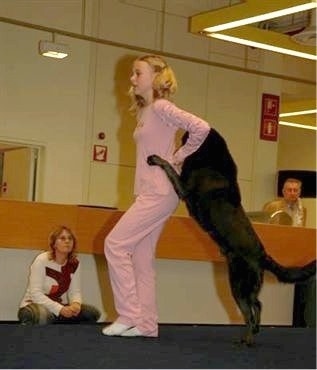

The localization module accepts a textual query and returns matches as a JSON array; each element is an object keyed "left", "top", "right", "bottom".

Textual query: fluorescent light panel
[
  {"left": 39, "top": 40, "right": 69, "bottom": 59},
  {"left": 204, "top": 3, "right": 317, "bottom": 33},
  {"left": 280, "top": 109, "right": 317, "bottom": 117},
  {"left": 208, "top": 33, "right": 317, "bottom": 60},
  {"left": 41, "top": 50, "right": 68, "bottom": 59},
  {"left": 279, "top": 121, "right": 317, "bottom": 130}
]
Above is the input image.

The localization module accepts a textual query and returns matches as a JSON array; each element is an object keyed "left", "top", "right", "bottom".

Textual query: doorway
[{"left": 0, "top": 142, "right": 40, "bottom": 201}]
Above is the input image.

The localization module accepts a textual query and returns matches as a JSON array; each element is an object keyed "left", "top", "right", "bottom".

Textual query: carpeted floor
[{"left": 0, "top": 323, "right": 315, "bottom": 368}]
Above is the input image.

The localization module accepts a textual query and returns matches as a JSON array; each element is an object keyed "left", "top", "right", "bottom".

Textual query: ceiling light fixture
[
  {"left": 190, "top": 0, "right": 317, "bottom": 60},
  {"left": 279, "top": 109, "right": 317, "bottom": 117},
  {"left": 279, "top": 100, "right": 316, "bottom": 130},
  {"left": 279, "top": 99, "right": 317, "bottom": 125},
  {"left": 208, "top": 33, "right": 317, "bottom": 60},
  {"left": 279, "top": 121, "right": 317, "bottom": 130},
  {"left": 39, "top": 33, "right": 69, "bottom": 59},
  {"left": 202, "top": 2, "right": 317, "bottom": 33}
]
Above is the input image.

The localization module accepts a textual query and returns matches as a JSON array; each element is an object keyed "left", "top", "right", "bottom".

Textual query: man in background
[
  {"left": 263, "top": 177, "right": 314, "bottom": 328},
  {"left": 263, "top": 177, "right": 306, "bottom": 227}
]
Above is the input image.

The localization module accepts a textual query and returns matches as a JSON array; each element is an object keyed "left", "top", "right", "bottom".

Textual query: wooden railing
[{"left": 0, "top": 199, "right": 315, "bottom": 266}]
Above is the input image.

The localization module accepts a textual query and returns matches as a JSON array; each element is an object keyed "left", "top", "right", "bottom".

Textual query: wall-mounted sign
[
  {"left": 260, "top": 93, "right": 280, "bottom": 142},
  {"left": 93, "top": 145, "right": 107, "bottom": 162}
]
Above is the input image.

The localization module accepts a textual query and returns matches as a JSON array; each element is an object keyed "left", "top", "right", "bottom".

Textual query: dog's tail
[{"left": 263, "top": 255, "right": 316, "bottom": 283}]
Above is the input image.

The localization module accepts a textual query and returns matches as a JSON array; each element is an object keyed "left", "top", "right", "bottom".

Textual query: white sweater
[{"left": 20, "top": 252, "right": 82, "bottom": 316}]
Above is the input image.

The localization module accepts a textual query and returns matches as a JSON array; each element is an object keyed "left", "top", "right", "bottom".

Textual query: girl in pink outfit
[{"left": 102, "top": 54, "right": 210, "bottom": 337}]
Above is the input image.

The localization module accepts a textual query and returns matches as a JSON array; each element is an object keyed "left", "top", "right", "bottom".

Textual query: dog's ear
[{"left": 182, "top": 131, "right": 189, "bottom": 145}]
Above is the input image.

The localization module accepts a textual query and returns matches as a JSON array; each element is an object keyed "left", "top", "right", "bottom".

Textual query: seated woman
[{"left": 18, "top": 225, "right": 101, "bottom": 325}]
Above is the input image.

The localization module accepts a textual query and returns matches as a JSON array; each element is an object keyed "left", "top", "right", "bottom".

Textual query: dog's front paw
[{"left": 147, "top": 154, "right": 162, "bottom": 166}]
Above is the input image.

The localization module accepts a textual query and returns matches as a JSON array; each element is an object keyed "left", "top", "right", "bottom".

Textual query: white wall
[
  {"left": 0, "top": 0, "right": 292, "bottom": 210},
  {"left": 0, "top": 247, "right": 294, "bottom": 325},
  {"left": 0, "top": 0, "right": 315, "bottom": 325}
]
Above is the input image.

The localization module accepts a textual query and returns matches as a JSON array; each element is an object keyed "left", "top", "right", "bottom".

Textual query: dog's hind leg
[
  {"left": 252, "top": 298, "right": 262, "bottom": 335},
  {"left": 227, "top": 259, "right": 263, "bottom": 346},
  {"left": 147, "top": 154, "right": 187, "bottom": 199},
  {"left": 239, "top": 297, "right": 262, "bottom": 346}
]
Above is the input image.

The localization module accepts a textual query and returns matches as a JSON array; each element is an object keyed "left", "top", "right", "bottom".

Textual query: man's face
[{"left": 282, "top": 181, "right": 301, "bottom": 203}]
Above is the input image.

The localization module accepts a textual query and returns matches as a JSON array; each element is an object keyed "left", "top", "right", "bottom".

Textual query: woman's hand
[
  {"left": 60, "top": 305, "right": 75, "bottom": 318},
  {"left": 69, "top": 302, "right": 81, "bottom": 316}
]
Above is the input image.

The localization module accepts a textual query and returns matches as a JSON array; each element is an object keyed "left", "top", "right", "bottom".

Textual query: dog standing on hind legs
[{"left": 147, "top": 128, "right": 316, "bottom": 346}]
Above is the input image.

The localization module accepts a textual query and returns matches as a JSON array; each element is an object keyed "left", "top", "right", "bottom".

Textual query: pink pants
[{"left": 104, "top": 191, "right": 179, "bottom": 336}]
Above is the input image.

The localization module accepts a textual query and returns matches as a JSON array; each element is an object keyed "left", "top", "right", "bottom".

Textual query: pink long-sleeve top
[{"left": 133, "top": 98, "right": 210, "bottom": 196}]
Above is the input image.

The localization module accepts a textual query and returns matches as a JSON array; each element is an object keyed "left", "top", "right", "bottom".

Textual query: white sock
[
  {"left": 120, "top": 327, "right": 143, "bottom": 337},
  {"left": 102, "top": 322, "right": 131, "bottom": 336}
]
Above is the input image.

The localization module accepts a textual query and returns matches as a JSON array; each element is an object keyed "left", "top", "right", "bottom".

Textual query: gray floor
[{"left": 0, "top": 323, "right": 315, "bottom": 368}]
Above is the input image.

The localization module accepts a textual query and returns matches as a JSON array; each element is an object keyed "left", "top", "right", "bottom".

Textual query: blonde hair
[
  {"left": 129, "top": 54, "right": 177, "bottom": 113},
  {"left": 48, "top": 225, "right": 77, "bottom": 262}
]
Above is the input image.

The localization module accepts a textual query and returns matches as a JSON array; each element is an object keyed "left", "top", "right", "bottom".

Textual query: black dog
[{"left": 148, "top": 128, "right": 316, "bottom": 346}]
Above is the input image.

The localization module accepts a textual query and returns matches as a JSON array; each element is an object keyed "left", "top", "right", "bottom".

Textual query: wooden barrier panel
[{"left": 0, "top": 199, "right": 315, "bottom": 266}]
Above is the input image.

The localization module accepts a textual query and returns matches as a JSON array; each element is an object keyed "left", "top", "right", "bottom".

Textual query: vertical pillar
[{"left": 250, "top": 52, "right": 283, "bottom": 210}]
